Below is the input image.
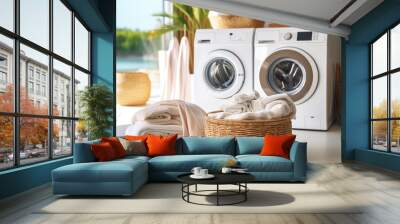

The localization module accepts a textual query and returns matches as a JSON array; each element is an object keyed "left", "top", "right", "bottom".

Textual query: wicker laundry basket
[
  {"left": 208, "top": 11, "right": 265, "bottom": 29},
  {"left": 205, "top": 113, "right": 292, "bottom": 137}
]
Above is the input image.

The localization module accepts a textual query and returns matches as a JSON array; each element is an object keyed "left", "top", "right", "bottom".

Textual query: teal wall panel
[
  {"left": 0, "top": 158, "right": 72, "bottom": 199},
  {"left": 343, "top": 0, "right": 400, "bottom": 171}
]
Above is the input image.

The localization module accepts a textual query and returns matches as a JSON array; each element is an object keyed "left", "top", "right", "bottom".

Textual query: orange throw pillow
[
  {"left": 260, "top": 134, "right": 296, "bottom": 159},
  {"left": 91, "top": 142, "right": 117, "bottom": 161},
  {"left": 101, "top": 137, "right": 127, "bottom": 158},
  {"left": 146, "top": 134, "right": 178, "bottom": 157},
  {"left": 125, "top": 135, "right": 148, "bottom": 141}
]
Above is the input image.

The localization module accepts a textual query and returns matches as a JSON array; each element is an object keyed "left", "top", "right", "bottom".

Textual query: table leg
[
  {"left": 187, "top": 184, "right": 190, "bottom": 202},
  {"left": 217, "top": 184, "right": 219, "bottom": 206},
  {"left": 245, "top": 183, "right": 247, "bottom": 201}
]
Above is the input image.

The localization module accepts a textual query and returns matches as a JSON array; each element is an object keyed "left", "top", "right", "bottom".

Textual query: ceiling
[
  {"left": 227, "top": 0, "right": 353, "bottom": 24},
  {"left": 170, "top": 0, "right": 384, "bottom": 37}
]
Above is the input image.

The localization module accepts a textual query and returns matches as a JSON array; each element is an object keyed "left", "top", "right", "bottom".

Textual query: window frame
[
  {"left": 0, "top": 0, "right": 92, "bottom": 171},
  {"left": 370, "top": 20, "right": 400, "bottom": 154}
]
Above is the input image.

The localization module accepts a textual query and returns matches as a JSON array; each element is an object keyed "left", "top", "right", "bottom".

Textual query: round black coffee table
[{"left": 177, "top": 173, "right": 255, "bottom": 206}]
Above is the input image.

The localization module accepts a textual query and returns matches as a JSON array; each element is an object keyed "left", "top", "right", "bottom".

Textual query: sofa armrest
[
  {"left": 73, "top": 140, "right": 99, "bottom": 163},
  {"left": 289, "top": 141, "right": 307, "bottom": 181}
]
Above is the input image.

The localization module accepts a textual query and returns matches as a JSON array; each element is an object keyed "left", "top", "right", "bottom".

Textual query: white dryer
[
  {"left": 254, "top": 28, "right": 341, "bottom": 130},
  {"left": 193, "top": 28, "right": 254, "bottom": 112}
]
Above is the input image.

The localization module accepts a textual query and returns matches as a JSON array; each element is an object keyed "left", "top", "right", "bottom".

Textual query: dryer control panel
[{"left": 255, "top": 27, "right": 327, "bottom": 44}]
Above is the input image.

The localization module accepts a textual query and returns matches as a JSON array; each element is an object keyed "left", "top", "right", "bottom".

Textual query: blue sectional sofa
[{"left": 52, "top": 137, "right": 307, "bottom": 196}]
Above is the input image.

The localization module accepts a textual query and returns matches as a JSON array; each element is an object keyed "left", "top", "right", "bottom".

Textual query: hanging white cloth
[
  {"left": 160, "top": 37, "right": 179, "bottom": 100},
  {"left": 174, "top": 36, "right": 191, "bottom": 101}
]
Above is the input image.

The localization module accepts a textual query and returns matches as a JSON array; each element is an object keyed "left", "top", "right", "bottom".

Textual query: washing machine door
[
  {"left": 259, "top": 47, "right": 318, "bottom": 104},
  {"left": 202, "top": 50, "right": 245, "bottom": 99}
]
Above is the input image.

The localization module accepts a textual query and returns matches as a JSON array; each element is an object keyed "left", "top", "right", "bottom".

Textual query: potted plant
[{"left": 79, "top": 84, "right": 113, "bottom": 140}]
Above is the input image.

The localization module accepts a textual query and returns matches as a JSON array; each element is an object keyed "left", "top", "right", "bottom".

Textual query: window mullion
[
  {"left": 48, "top": 0, "right": 54, "bottom": 160},
  {"left": 71, "top": 10, "right": 76, "bottom": 154},
  {"left": 13, "top": 0, "right": 20, "bottom": 167},
  {"left": 387, "top": 30, "right": 391, "bottom": 152}
]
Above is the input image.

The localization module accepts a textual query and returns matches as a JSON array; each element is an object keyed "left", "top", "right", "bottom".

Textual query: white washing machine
[
  {"left": 254, "top": 28, "right": 341, "bottom": 130},
  {"left": 193, "top": 28, "right": 254, "bottom": 112}
]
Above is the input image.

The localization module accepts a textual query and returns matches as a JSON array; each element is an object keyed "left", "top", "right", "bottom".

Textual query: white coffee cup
[
  {"left": 200, "top": 169, "right": 208, "bottom": 176},
  {"left": 221, "top": 167, "right": 232, "bottom": 174},
  {"left": 191, "top": 167, "right": 202, "bottom": 176}
]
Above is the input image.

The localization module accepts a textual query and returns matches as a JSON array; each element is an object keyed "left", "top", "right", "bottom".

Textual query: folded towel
[
  {"left": 132, "top": 100, "right": 206, "bottom": 136},
  {"left": 125, "top": 121, "right": 182, "bottom": 136},
  {"left": 133, "top": 104, "right": 181, "bottom": 126}
]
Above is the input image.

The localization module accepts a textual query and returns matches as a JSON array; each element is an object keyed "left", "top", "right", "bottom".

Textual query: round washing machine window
[
  {"left": 202, "top": 50, "right": 245, "bottom": 99},
  {"left": 268, "top": 58, "right": 305, "bottom": 94},
  {"left": 259, "top": 48, "right": 318, "bottom": 104},
  {"left": 205, "top": 58, "right": 236, "bottom": 91}
]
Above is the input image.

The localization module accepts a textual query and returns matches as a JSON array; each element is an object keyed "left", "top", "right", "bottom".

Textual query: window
[
  {"left": 74, "top": 69, "right": 89, "bottom": 118},
  {"left": 53, "top": 119, "right": 72, "bottom": 158},
  {"left": 28, "top": 67, "right": 34, "bottom": 80},
  {"left": 42, "top": 85, "right": 46, "bottom": 97},
  {"left": 28, "top": 81, "right": 34, "bottom": 94},
  {"left": 53, "top": 0, "right": 72, "bottom": 60},
  {"left": 0, "top": 1, "right": 91, "bottom": 170},
  {"left": 0, "top": 71, "right": 7, "bottom": 84},
  {"left": 0, "top": 54, "right": 7, "bottom": 67},
  {"left": 0, "top": 0, "right": 14, "bottom": 32},
  {"left": 35, "top": 70, "right": 40, "bottom": 81},
  {"left": 36, "top": 84, "right": 40, "bottom": 95},
  {"left": 20, "top": 0, "right": 49, "bottom": 49},
  {"left": 370, "top": 23, "right": 400, "bottom": 154},
  {"left": 0, "top": 34, "right": 14, "bottom": 113},
  {"left": 74, "top": 18, "right": 90, "bottom": 70},
  {"left": 53, "top": 59, "right": 72, "bottom": 117},
  {"left": 0, "top": 116, "right": 13, "bottom": 170}
]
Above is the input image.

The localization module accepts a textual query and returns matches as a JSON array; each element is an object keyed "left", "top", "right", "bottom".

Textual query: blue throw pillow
[
  {"left": 181, "top": 137, "right": 235, "bottom": 155},
  {"left": 236, "top": 137, "right": 264, "bottom": 155}
]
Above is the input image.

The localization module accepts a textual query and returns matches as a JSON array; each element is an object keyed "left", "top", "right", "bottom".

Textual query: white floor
[{"left": 294, "top": 123, "right": 341, "bottom": 163}]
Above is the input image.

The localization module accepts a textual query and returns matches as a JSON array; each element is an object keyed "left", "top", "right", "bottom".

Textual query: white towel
[
  {"left": 161, "top": 37, "right": 179, "bottom": 100},
  {"left": 252, "top": 93, "right": 296, "bottom": 119},
  {"left": 233, "top": 91, "right": 260, "bottom": 104},
  {"left": 211, "top": 93, "right": 296, "bottom": 120},
  {"left": 132, "top": 100, "right": 206, "bottom": 136},
  {"left": 174, "top": 36, "right": 191, "bottom": 101},
  {"left": 125, "top": 121, "right": 182, "bottom": 136},
  {"left": 221, "top": 102, "right": 251, "bottom": 114},
  {"left": 220, "top": 91, "right": 259, "bottom": 113}
]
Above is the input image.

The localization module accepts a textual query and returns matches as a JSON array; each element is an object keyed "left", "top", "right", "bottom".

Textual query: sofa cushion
[
  {"left": 180, "top": 137, "right": 235, "bottom": 155},
  {"left": 53, "top": 158, "right": 147, "bottom": 183},
  {"left": 73, "top": 140, "right": 100, "bottom": 163},
  {"left": 91, "top": 142, "right": 118, "bottom": 161},
  {"left": 118, "top": 138, "right": 147, "bottom": 156},
  {"left": 236, "top": 137, "right": 264, "bottom": 155},
  {"left": 147, "top": 134, "right": 178, "bottom": 157},
  {"left": 101, "top": 137, "right": 127, "bottom": 158},
  {"left": 149, "top": 154, "right": 235, "bottom": 172},
  {"left": 236, "top": 155, "right": 293, "bottom": 172},
  {"left": 260, "top": 134, "right": 296, "bottom": 159}
]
